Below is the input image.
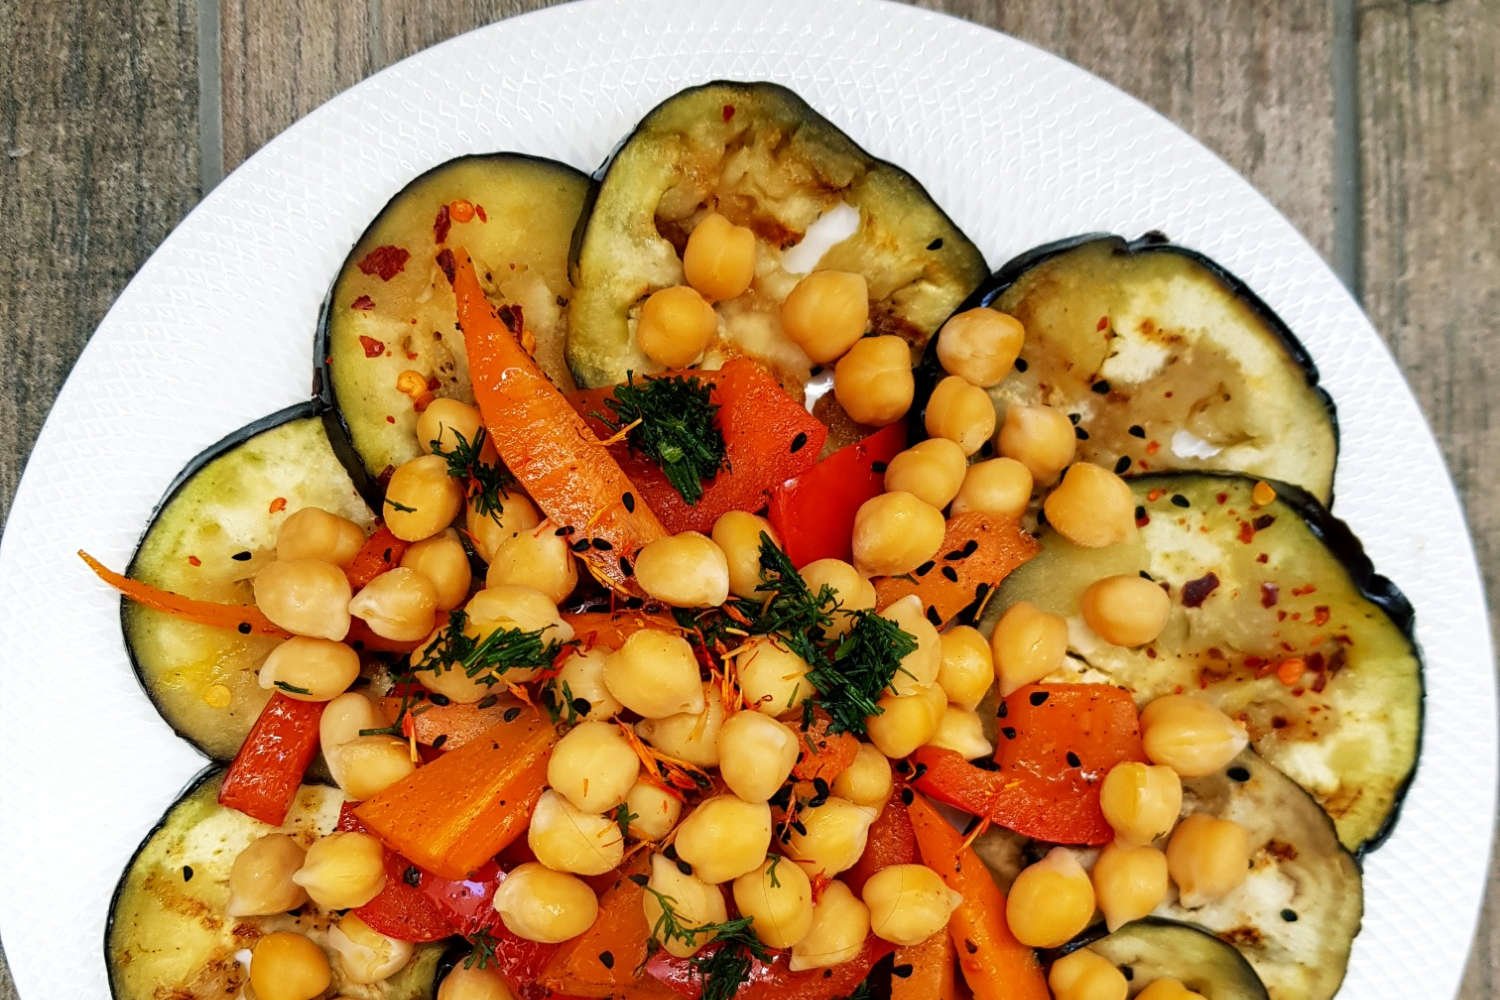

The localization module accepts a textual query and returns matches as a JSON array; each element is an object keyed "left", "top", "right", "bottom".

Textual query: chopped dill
[
  {"left": 597, "top": 373, "right": 726, "bottom": 505},
  {"left": 411, "top": 609, "right": 570, "bottom": 684},
  {"left": 644, "top": 887, "right": 769, "bottom": 1000},
  {"left": 808, "top": 609, "right": 919, "bottom": 735},
  {"left": 431, "top": 426, "right": 512, "bottom": 517}
]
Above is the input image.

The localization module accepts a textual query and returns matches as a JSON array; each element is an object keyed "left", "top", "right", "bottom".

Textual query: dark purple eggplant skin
[
  {"left": 911, "top": 232, "right": 1341, "bottom": 502},
  {"left": 1048, "top": 917, "right": 1272, "bottom": 999}
]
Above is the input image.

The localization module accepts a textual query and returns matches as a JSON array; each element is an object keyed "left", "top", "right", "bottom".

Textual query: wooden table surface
[{"left": 1, "top": 0, "right": 1495, "bottom": 996}]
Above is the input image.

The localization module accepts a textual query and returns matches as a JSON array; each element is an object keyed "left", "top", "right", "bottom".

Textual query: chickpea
[
  {"left": 1139, "top": 695, "right": 1249, "bottom": 777},
  {"left": 990, "top": 601, "right": 1068, "bottom": 696},
  {"left": 717, "top": 711, "right": 799, "bottom": 802},
  {"left": 328, "top": 913, "right": 414, "bottom": 984},
  {"left": 925, "top": 375, "right": 997, "bottom": 456},
  {"left": 292, "top": 832, "right": 386, "bottom": 910},
  {"left": 1166, "top": 813, "right": 1250, "bottom": 908},
  {"left": 485, "top": 526, "right": 579, "bottom": 604},
  {"left": 937, "top": 625, "right": 995, "bottom": 710},
  {"left": 249, "top": 932, "right": 330, "bottom": 1000},
  {"left": 604, "top": 629, "right": 706, "bottom": 719},
  {"left": 883, "top": 438, "right": 968, "bottom": 510},
  {"left": 417, "top": 397, "right": 484, "bottom": 455},
  {"left": 831, "top": 743, "right": 894, "bottom": 809},
  {"left": 1137, "top": 980, "right": 1207, "bottom": 1000},
  {"left": 1048, "top": 948, "right": 1128, "bottom": 1000},
  {"left": 637, "top": 684, "right": 725, "bottom": 768},
  {"left": 851, "top": 491, "right": 945, "bottom": 577},
  {"left": 865, "top": 683, "right": 945, "bottom": 759},
  {"left": 1044, "top": 464, "right": 1136, "bottom": 548},
  {"left": 798, "top": 558, "right": 875, "bottom": 637},
  {"left": 349, "top": 567, "right": 439, "bottom": 642},
  {"left": 734, "top": 636, "right": 814, "bottom": 716},
  {"left": 781, "top": 270, "right": 869, "bottom": 364},
  {"left": 528, "top": 790, "right": 625, "bottom": 876},
  {"left": 552, "top": 647, "right": 623, "bottom": 720},
  {"left": 950, "top": 457, "right": 1034, "bottom": 519},
  {"left": 1099, "top": 762, "right": 1183, "bottom": 846},
  {"left": 467, "top": 492, "right": 542, "bottom": 563},
  {"left": 547, "top": 720, "right": 640, "bottom": 813},
  {"left": 1080, "top": 575, "right": 1170, "bottom": 647},
  {"left": 438, "top": 964, "right": 517, "bottom": 1000},
  {"left": 927, "top": 705, "right": 994, "bottom": 760},
  {"left": 863, "top": 863, "right": 960, "bottom": 946},
  {"left": 1005, "top": 848, "right": 1095, "bottom": 948},
  {"left": 254, "top": 558, "right": 353, "bottom": 640},
  {"left": 674, "top": 795, "right": 773, "bottom": 884},
  {"left": 462, "top": 584, "right": 574, "bottom": 685},
  {"left": 320, "top": 692, "right": 385, "bottom": 756},
  {"left": 401, "top": 528, "right": 473, "bottom": 610},
  {"left": 625, "top": 779, "right": 683, "bottom": 841},
  {"left": 644, "top": 853, "right": 728, "bottom": 957},
  {"left": 226, "top": 834, "right": 307, "bottom": 917},
  {"left": 786, "top": 796, "right": 878, "bottom": 877},
  {"left": 277, "top": 508, "right": 366, "bottom": 566},
  {"left": 788, "top": 880, "right": 870, "bottom": 972},
  {"left": 998, "top": 404, "right": 1076, "bottom": 485},
  {"left": 633, "top": 531, "right": 730, "bottom": 608},
  {"left": 684, "top": 212, "right": 756, "bottom": 302},
  {"left": 880, "top": 595, "right": 942, "bottom": 695},
  {"left": 834, "top": 335, "right": 914, "bottom": 426},
  {"left": 637, "top": 285, "right": 717, "bottom": 368},
  {"left": 1092, "top": 841, "right": 1169, "bottom": 932},
  {"left": 258, "top": 637, "right": 359, "bottom": 702},
  {"left": 734, "top": 857, "right": 815, "bottom": 949},
  {"left": 385, "top": 455, "right": 465, "bottom": 542},
  {"left": 712, "top": 511, "right": 780, "bottom": 600},
  {"left": 492, "top": 862, "right": 599, "bottom": 944},
  {"left": 332, "top": 735, "right": 415, "bottom": 800},
  {"left": 936, "top": 308, "right": 1025, "bottom": 387}
]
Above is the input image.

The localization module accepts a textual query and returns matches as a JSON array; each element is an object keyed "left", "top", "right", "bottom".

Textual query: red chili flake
[
  {"left": 1277, "top": 610, "right": 1287, "bottom": 622},
  {"left": 269, "top": 497, "right": 287, "bottom": 514},
  {"left": 358, "top": 335, "right": 386, "bottom": 358},
  {"left": 1260, "top": 583, "right": 1279, "bottom": 608},
  {"left": 1238, "top": 521, "right": 1255, "bottom": 544},
  {"left": 474, "top": 203, "right": 487, "bottom": 222},
  {"left": 498, "top": 303, "right": 523, "bottom": 334},
  {"left": 1181, "top": 572, "right": 1220, "bottom": 608},
  {"left": 1256, "top": 553, "right": 1269, "bottom": 564},
  {"left": 1252, "top": 514, "right": 1276, "bottom": 531},
  {"left": 435, "top": 248, "right": 456, "bottom": 283},
  {"left": 1216, "top": 492, "right": 1229, "bottom": 505},
  {"left": 1291, "top": 584, "right": 1318, "bottom": 597},
  {"left": 187, "top": 555, "right": 201, "bottom": 567},
  {"left": 385, "top": 415, "right": 396, "bottom": 424},
  {"left": 1096, "top": 315, "right": 1109, "bottom": 331},
  {"left": 722, "top": 103, "right": 735, "bottom": 121},
  {"left": 350, "top": 294, "right": 375, "bottom": 311},
  {"left": 1147, "top": 488, "right": 1164, "bottom": 502},
  {"left": 450, "top": 199, "right": 475, "bottom": 223},
  {"left": 433, "top": 204, "right": 452, "bottom": 244},
  {"left": 1312, "top": 605, "right": 1331, "bottom": 626},
  {"left": 357, "top": 244, "right": 410, "bottom": 281}
]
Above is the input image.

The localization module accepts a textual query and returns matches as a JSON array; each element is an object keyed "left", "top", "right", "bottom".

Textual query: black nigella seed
[
  {"left": 675, "top": 859, "right": 693, "bottom": 876},
  {"left": 404, "top": 866, "right": 422, "bottom": 887},
  {"left": 1121, "top": 966, "right": 1135, "bottom": 982},
  {"left": 1170, "top": 494, "right": 1190, "bottom": 508},
  {"left": 926, "top": 605, "right": 942, "bottom": 626},
  {"left": 555, "top": 524, "right": 576, "bottom": 536},
  {"left": 1091, "top": 379, "right": 1111, "bottom": 394},
  {"left": 622, "top": 492, "right": 636, "bottom": 513},
  {"left": 812, "top": 777, "right": 831, "bottom": 796},
  {"left": 1001, "top": 726, "right": 1017, "bottom": 740},
  {"left": 1227, "top": 766, "right": 1251, "bottom": 783},
  {"left": 432, "top": 734, "right": 448, "bottom": 749},
  {"left": 1066, "top": 751, "right": 1082, "bottom": 767},
  {"left": 1029, "top": 691, "right": 1050, "bottom": 706},
  {"left": 1075, "top": 426, "right": 1090, "bottom": 441},
  {"left": 791, "top": 820, "right": 808, "bottom": 836},
  {"left": 1253, "top": 514, "right": 1276, "bottom": 530},
  {"left": 237, "top": 622, "right": 252, "bottom": 635},
  {"left": 502, "top": 706, "right": 522, "bottom": 723},
  {"left": 1015, "top": 358, "right": 1028, "bottom": 372},
  {"left": 996, "top": 701, "right": 1008, "bottom": 718},
  {"left": 871, "top": 460, "right": 889, "bottom": 474},
  {"left": 572, "top": 698, "right": 592, "bottom": 717},
  {"left": 591, "top": 537, "right": 613, "bottom": 551},
  {"left": 1068, "top": 412, "right": 1082, "bottom": 425},
  {"left": 231, "top": 550, "right": 252, "bottom": 561},
  {"left": 894, "top": 760, "right": 913, "bottom": 776},
  {"left": 911, "top": 762, "right": 929, "bottom": 780},
  {"left": 429, "top": 693, "right": 451, "bottom": 707},
  {"left": 790, "top": 432, "right": 809, "bottom": 453},
  {"left": 1281, "top": 909, "right": 1299, "bottom": 922},
  {"left": 629, "top": 873, "right": 649, "bottom": 887},
  {"left": 1114, "top": 455, "right": 1132, "bottom": 474},
  {"left": 599, "top": 951, "right": 615, "bottom": 969},
  {"left": 926, "top": 237, "right": 945, "bottom": 250},
  {"left": 1128, "top": 424, "right": 1146, "bottom": 438},
  {"left": 1139, "top": 569, "right": 1154, "bottom": 581},
  {"left": 619, "top": 556, "right": 634, "bottom": 576},
  {"left": 182, "top": 865, "right": 194, "bottom": 882},
  {"left": 1134, "top": 505, "right": 1147, "bottom": 521},
  {"left": 973, "top": 757, "right": 1000, "bottom": 771},
  {"left": 915, "top": 560, "right": 935, "bottom": 577},
  {"left": 900, "top": 787, "right": 915, "bottom": 805},
  {"left": 893, "top": 964, "right": 914, "bottom": 979},
  {"left": 965, "top": 939, "right": 979, "bottom": 955},
  {"left": 570, "top": 539, "right": 592, "bottom": 553},
  {"left": 941, "top": 566, "right": 959, "bottom": 583},
  {"left": 477, "top": 694, "right": 499, "bottom": 710},
  {"left": 663, "top": 843, "right": 680, "bottom": 860}
]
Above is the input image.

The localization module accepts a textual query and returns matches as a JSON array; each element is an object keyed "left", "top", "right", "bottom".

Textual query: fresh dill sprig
[
  {"left": 384, "top": 497, "right": 418, "bottom": 513},
  {"left": 732, "top": 533, "right": 838, "bottom": 665},
  {"left": 597, "top": 373, "right": 725, "bottom": 505},
  {"left": 411, "top": 609, "right": 570, "bottom": 684},
  {"left": 431, "top": 426, "right": 512, "bottom": 517},
  {"left": 613, "top": 801, "right": 638, "bottom": 840},
  {"left": 272, "top": 680, "right": 311, "bottom": 696},
  {"left": 644, "top": 887, "right": 769, "bottom": 1000},
  {"left": 463, "top": 928, "right": 499, "bottom": 970},
  {"left": 808, "top": 609, "right": 919, "bottom": 735}
]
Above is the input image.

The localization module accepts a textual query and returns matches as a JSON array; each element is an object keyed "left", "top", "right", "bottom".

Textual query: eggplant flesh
[
  {"left": 321, "top": 154, "right": 589, "bottom": 486},
  {"left": 123, "top": 403, "right": 374, "bottom": 762},
  {"left": 992, "top": 472, "right": 1421, "bottom": 854},
  {"left": 1064, "top": 919, "right": 1271, "bottom": 1000},
  {"left": 566, "top": 81, "right": 987, "bottom": 391},
  {"left": 953, "top": 235, "right": 1337, "bottom": 502},
  {"left": 106, "top": 768, "right": 442, "bottom": 1000}
]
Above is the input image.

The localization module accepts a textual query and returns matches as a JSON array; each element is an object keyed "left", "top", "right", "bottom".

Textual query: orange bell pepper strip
[
  {"left": 874, "top": 513, "right": 1038, "bottom": 626},
  {"left": 380, "top": 695, "right": 513, "bottom": 752},
  {"left": 79, "top": 550, "right": 288, "bottom": 636},
  {"left": 345, "top": 523, "right": 409, "bottom": 590},
  {"left": 562, "top": 610, "right": 678, "bottom": 651},
  {"left": 541, "top": 859, "right": 682, "bottom": 999},
  {"left": 892, "top": 930, "right": 959, "bottom": 1000},
  {"left": 906, "top": 793, "right": 1049, "bottom": 1000},
  {"left": 448, "top": 247, "right": 666, "bottom": 593},
  {"left": 218, "top": 693, "right": 325, "bottom": 825},
  {"left": 844, "top": 788, "right": 918, "bottom": 895},
  {"left": 354, "top": 708, "right": 555, "bottom": 879},
  {"left": 790, "top": 708, "right": 860, "bottom": 784}
]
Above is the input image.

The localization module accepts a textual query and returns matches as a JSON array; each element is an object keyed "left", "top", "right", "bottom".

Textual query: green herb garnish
[
  {"left": 613, "top": 801, "right": 638, "bottom": 840},
  {"left": 597, "top": 373, "right": 725, "bottom": 504},
  {"left": 383, "top": 497, "right": 418, "bottom": 513},
  {"left": 411, "top": 609, "right": 570, "bottom": 684},
  {"left": 432, "top": 426, "right": 512, "bottom": 516},
  {"left": 463, "top": 928, "right": 499, "bottom": 970},
  {"left": 272, "top": 680, "right": 312, "bottom": 695},
  {"left": 644, "top": 888, "right": 769, "bottom": 1000},
  {"left": 807, "top": 609, "right": 919, "bottom": 735}
]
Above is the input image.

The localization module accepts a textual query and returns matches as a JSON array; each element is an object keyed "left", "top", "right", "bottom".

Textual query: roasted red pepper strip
[
  {"left": 571, "top": 359, "right": 827, "bottom": 534},
  {"left": 647, "top": 936, "right": 894, "bottom": 1000},
  {"left": 345, "top": 523, "right": 409, "bottom": 590},
  {"left": 218, "top": 693, "right": 324, "bottom": 825},
  {"left": 913, "top": 683, "right": 1144, "bottom": 845},
  {"left": 844, "top": 788, "right": 919, "bottom": 895},
  {"left": 767, "top": 422, "right": 906, "bottom": 567}
]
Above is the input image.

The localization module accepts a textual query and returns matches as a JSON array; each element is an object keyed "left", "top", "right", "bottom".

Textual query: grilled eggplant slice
[
  {"left": 993, "top": 472, "right": 1420, "bottom": 852},
  {"left": 567, "top": 81, "right": 987, "bottom": 391},
  {"left": 321, "top": 154, "right": 589, "bottom": 485},
  {"left": 1063, "top": 919, "right": 1270, "bottom": 1000},
  {"left": 945, "top": 235, "right": 1337, "bottom": 502},
  {"left": 106, "top": 769, "right": 442, "bottom": 1000},
  {"left": 124, "top": 404, "right": 374, "bottom": 761}
]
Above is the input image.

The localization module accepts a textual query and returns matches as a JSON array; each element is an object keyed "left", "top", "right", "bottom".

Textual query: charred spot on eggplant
[
  {"left": 993, "top": 472, "right": 1421, "bottom": 854},
  {"left": 567, "top": 81, "right": 986, "bottom": 391},
  {"left": 1057, "top": 919, "right": 1270, "bottom": 1000},
  {"left": 106, "top": 768, "right": 442, "bottom": 1000},
  {"left": 123, "top": 403, "right": 374, "bottom": 762},
  {"left": 320, "top": 154, "right": 589, "bottom": 489},
  {"left": 929, "top": 235, "right": 1337, "bottom": 502}
]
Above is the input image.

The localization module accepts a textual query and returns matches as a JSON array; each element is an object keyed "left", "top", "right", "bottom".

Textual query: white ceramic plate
[{"left": 1, "top": 1, "right": 1492, "bottom": 997}]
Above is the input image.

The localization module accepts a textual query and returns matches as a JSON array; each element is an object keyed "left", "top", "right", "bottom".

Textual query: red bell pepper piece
[
  {"left": 541, "top": 860, "right": 683, "bottom": 999},
  {"left": 844, "top": 789, "right": 919, "bottom": 895},
  {"left": 218, "top": 693, "right": 324, "bottom": 825},
  {"left": 345, "top": 523, "right": 409, "bottom": 590},
  {"left": 767, "top": 422, "right": 906, "bottom": 568},
  {"left": 572, "top": 359, "right": 827, "bottom": 534},
  {"left": 336, "top": 805, "right": 457, "bottom": 943},
  {"left": 646, "top": 936, "right": 894, "bottom": 1000},
  {"left": 912, "top": 683, "right": 1144, "bottom": 845}
]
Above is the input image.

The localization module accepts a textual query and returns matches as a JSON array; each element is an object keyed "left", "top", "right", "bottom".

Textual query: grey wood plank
[{"left": 1355, "top": 2, "right": 1500, "bottom": 997}]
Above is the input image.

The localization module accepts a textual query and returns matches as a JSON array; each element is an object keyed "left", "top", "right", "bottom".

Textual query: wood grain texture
[{"left": 1356, "top": 2, "right": 1500, "bottom": 995}]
